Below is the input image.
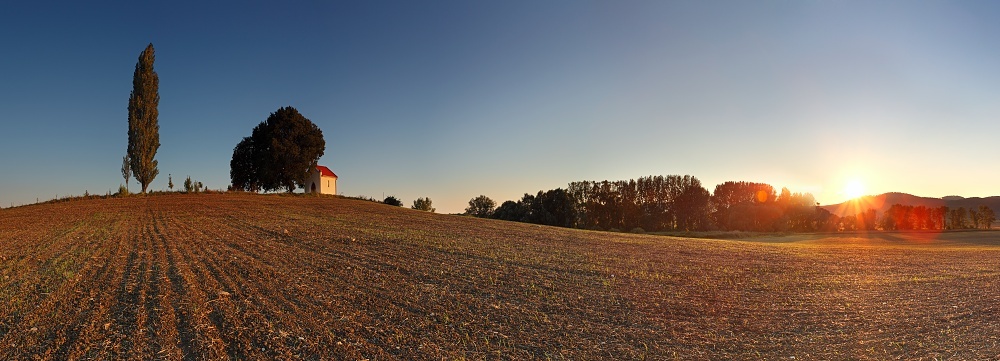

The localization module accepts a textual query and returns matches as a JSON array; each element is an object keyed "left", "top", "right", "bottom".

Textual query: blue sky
[{"left": 1, "top": 1, "right": 999, "bottom": 213}]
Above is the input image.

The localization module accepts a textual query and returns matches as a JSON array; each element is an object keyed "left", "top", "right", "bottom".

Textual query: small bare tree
[{"left": 121, "top": 155, "right": 131, "bottom": 194}]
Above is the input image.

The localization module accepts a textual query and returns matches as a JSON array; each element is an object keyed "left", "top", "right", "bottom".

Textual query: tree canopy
[
  {"left": 465, "top": 195, "right": 496, "bottom": 218},
  {"left": 230, "top": 107, "right": 326, "bottom": 193}
]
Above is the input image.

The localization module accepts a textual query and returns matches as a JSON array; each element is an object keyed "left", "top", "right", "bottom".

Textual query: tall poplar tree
[{"left": 128, "top": 43, "right": 160, "bottom": 193}]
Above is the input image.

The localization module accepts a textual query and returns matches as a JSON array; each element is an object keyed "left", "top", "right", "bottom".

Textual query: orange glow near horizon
[
  {"left": 829, "top": 195, "right": 886, "bottom": 218},
  {"left": 844, "top": 179, "right": 865, "bottom": 200}
]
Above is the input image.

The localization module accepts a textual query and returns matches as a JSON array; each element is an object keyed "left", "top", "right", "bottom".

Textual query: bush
[
  {"left": 117, "top": 184, "right": 129, "bottom": 197},
  {"left": 412, "top": 197, "right": 435, "bottom": 212},
  {"left": 630, "top": 227, "right": 645, "bottom": 234},
  {"left": 384, "top": 196, "right": 403, "bottom": 207},
  {"left": 346, "top": 195, "right": 380, "bottom": 203}
]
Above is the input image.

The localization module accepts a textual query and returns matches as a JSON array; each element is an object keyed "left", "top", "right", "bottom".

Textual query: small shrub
[
  {"left": 630, "top": 227, "right": 645, "bottom": 234},
  {"left": 412, "top": 197, "right": 435, "bottom": 212},
  {"left": 384, "top": 196, "right": 403, "bottom": 207},
  {"left": 347, "top": 195, "right": 380, "bottom": 203},
  {"left": 608, "top": 228, "right": 621, "bottom": 233}
]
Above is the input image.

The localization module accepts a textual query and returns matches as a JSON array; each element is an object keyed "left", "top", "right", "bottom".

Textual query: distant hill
[{"left": 822, "top": 192, "right": 1000, "bottom": 217}]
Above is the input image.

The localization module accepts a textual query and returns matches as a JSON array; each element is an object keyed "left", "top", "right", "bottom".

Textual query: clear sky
[{"left": 2, "top": 1, "right": 999, "bottom": 213}]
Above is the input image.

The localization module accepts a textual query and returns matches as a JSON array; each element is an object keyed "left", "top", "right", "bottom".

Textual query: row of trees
[
  {"left": 464, "top": 176, "right": 996, "bottom": 232},
  {"left": 490, "top": 188, "right": 580, "bottom": 228},
  {"left": 709, "top": 181, "right": 834, "bottom": 232},
  {"left": 880, "top": 204, "right": 995, "bottom": 230},
  {"left": 464, "top": 175, "right": 711, "bottom": 231},
  {"left": 469, "top": 177, "right": 826, "bottom": 232}
]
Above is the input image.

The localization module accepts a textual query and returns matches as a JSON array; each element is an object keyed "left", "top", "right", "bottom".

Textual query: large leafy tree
[
  {"left": 127, "top": 43, "right": 160, "bottom": 193},
  {"left": 229, "top": 107, "right": 325, "bottom": 192},
  {"left": 229, "top": 137, "right": 259, "bottom": 192},
  {"left": 465, "top": 195, "right": 496, "bottom": 218},
  {"left": 529, "top": 189, "right": 577, "bottom": 228},
  {"left": 492, "top": 200, "right": 528, "bottom": 222}
]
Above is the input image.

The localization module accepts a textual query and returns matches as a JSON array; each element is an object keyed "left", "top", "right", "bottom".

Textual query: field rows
[{"left": 1, "top": 194, "right": 1000, "bottom": 359}]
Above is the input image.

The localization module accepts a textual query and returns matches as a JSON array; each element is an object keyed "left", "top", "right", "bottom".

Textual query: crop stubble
[{"left": 1, "top": 194, "right": 999, "bottom": 359}]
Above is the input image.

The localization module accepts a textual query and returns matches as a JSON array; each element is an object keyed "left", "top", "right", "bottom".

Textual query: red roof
[{"left": 316, "top": 165, "right": 338, "bottom": 178}]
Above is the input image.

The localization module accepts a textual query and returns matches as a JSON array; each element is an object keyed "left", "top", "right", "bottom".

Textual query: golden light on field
[{"left": 844, "top": 179, "right": 865, "bottom": 200}]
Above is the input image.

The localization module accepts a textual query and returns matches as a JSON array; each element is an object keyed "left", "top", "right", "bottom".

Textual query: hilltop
[
  {"left": 822, "top": 192, "right": 1000, "bottom": 217},
  {"left": 2, "top": 193, "right": 1000, "bottom": 359}
]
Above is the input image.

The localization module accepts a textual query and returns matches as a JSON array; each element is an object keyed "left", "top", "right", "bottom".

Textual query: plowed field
[{"left": 2, "top": 194, "right": 1000, "bottom": 359}]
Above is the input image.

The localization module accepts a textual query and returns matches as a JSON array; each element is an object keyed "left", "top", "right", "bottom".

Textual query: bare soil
[{"left": 1, "top": 194, "right": 999, "bottom": 359}]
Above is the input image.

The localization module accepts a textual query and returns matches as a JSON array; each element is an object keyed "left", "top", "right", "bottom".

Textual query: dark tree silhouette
[
  {"left": 529, "top": 189, "right": 577, "bottom": 228},
  {"left": 466, "top": 195, "right": 496, "bottom": 218},
  {"left": 711, "top": 181, "right": 777, "bottom": 231},
  {"left": 490, "top": 176, "right": 856, "bottom": 234},
  {"left": 674, "top": 180, "right": 712, "bottom": 231},
  {"left": 229, "top": 107, "right": 325, "bottom": 192},
  {"left": 567, "top": 175, "right": 706, "bottom": 231},
  {"left": 383, "top": 196, "right": 403, "bottom": 207},
  {"left": 229, "top": 137, "right": 259, "bottom": 192},
  {"left": 492, "top": 200, "right": 528, "bottom": 222}
]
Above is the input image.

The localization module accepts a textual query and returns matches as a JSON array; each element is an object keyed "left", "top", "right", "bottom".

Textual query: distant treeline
[
  {"left": 877, "top": 204, "right": 995, "bottom": 231},
  {"left": 475, "top": 175, "right": 995, "bottom": 232}
]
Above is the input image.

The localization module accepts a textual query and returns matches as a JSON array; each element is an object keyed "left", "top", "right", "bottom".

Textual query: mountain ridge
[{"left": 822, "top": 192, "right": 1000, "bottom": 217}]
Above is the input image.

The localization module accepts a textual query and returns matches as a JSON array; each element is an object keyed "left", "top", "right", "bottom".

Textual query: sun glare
[{"left": 844, "top": 179, "right": 865, "bottom": 200}]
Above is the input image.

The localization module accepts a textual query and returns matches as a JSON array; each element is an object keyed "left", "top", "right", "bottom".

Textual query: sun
[{"left": 844, "top": 179, "right": 866, "bottom": 200}]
